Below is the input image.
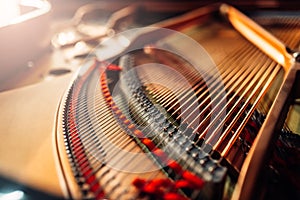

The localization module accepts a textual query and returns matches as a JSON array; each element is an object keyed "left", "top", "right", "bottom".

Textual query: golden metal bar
[{"left": 221, "top": 4, "right": 294, "bottom": 71}]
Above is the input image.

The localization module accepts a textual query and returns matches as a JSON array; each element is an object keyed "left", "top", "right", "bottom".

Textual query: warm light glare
[{"left": 0, "top": 0, "right": 20, "bottom": 27}]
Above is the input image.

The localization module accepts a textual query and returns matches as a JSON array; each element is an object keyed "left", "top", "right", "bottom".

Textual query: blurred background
[{"left": 0, "top": 0, "right": 298, "bottom": 92}]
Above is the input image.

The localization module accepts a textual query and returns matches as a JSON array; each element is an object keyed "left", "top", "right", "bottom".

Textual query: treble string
[
  {"left": 218, "top": 17, "right": 299, "bottom": 156},
  {"left": 67, "top": 71, "right": 171, "bottom": 199},
  {"left": 66, "top": 67, "right": 160, "bottom": 178}
]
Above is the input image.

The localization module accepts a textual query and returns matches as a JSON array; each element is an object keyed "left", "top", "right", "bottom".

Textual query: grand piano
[{"left": 0, "top": 0, "right": 299, "bottom": 199}]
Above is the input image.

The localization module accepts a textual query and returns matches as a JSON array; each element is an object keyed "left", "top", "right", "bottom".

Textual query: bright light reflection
[
  {"left": 20, "top": 0, "right": 45, "bottom": 8},
  {"left": 57, "top": 31, "right": 77, "bottom": 46},
  {"left": 0, "top": 0, "right": 20, "bottom": 27},
  {"left": 117, "top": 35, "right": 130, "bottom": 47},
  {"left": 0, "top": 0, "right": 51, "bottom": 27},
  {"left": 0, "top": 190, "right": 24, "bottom": 200}
]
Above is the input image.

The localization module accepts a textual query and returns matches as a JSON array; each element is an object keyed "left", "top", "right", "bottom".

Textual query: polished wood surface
[{"left": 0, "top": 74, "right": 73, "bottom": 197}]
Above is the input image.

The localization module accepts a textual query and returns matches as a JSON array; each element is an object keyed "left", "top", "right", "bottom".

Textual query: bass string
[
  {"left": 212, "top": 23, "right": 297, "bottom": 157},
  {"left": 139, "top": 19, "right": 299, "bottom": 195},
  {"left": 145, "top": 47, "right": 272, "bottom": 162},
  {"left": 250, "top": 19, "right": 298, "bottom": 116},
  {"left": 63, "top": 34, "right": 270, "bottom": 200},
  {"left": 110, "top": 41, "right": 268, "bottom": 175},
  {"left": 71, "top": 49, "right": 250, "bottom": 182},
  {"left": 207, "top": 58, "right": 277, "bottom": 147},
  {"left": 145, "top": 42, "right": 258, "bottom": 123},
  {"left": 104, "top": 42, "right": 268, "bottom": 177},
  {"left": 260, "top": 16, "right": 299, "bottom": 115},
  {"left": 148, "top": 43, "right": 264, "bottom": 141},
  {"left": 146, "top": 42, "right": 254, "bottom": 108},
  {"left": 96, "top": 56, "right": 262, "bottom": 197},
  {"left": 169, "top": 19, "right": 298, "bottom": 150},
  {"left": 70, "top": 57, "right": 194, "bottom": 128},
  {"left": 141, "top": 38, "right": 242, "bottom": 102},
  {"left": 69, "top": 14, "right": 292, "bottom": 142},
  {"left": 64, "top": 18, "right": 296, "bottom": 194},
  {"left": 284, "top": 24, "right": 300, "bottom": 50},
  {"left": 112, "top": 61, "right": 258, "bottom": 191},
  {"left": 137, "top": 47, "right": 258, "bottom": 153},
  {"left": 269, "top": 17, "right": 300, "bottom": 49},
  {"left": 148, "top": 15, "right": 298, "bottom": 125},
  {"left": 151, "top": 43, "right": 257, "bottom": 114},
  {"left": 84, "top": 57, "right": 218, "bottom": 185},
  {"left": 220, "top": 63, "right": 282, "bottom": 157},
  {"left": 123, "top": 44, "right": 253, "bottom": 137},
  {"left": 219, "top": 19, "right": 299, "bottom": 155},
  {"left": 143, "top": 21, "right": 296, "bottom": 173},
  {"left": 175, "top": 46, "right": 265, "bottom": 126},
  {"left": 102, "top": 36, "right": 294, "bottom": 200},
  {"left": 180, "top": 55, "right": 277, "bottom": 170},
  {"left": 142, "top": 66, "right": 209, "bottom": 107},
  {"left": 198, "top": 52, "right": 273, "bottom": 144}
]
